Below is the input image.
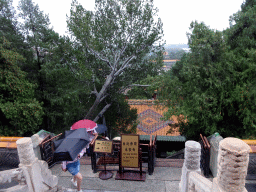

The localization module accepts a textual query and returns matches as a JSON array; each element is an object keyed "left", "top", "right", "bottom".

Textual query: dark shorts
[{"left": 66, "top": 160, "right": 80, "bottom": 176}]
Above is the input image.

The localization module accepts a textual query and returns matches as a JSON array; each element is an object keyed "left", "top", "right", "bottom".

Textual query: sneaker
[
  {"left": 77, "top": 190, "right": 82, "bottom": 192},
  {"left": 71, "top": 178, "right": 77, "bottom": 187}
]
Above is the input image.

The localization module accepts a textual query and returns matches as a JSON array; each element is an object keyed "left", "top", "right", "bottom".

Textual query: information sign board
[
  {"left": 94, "top": 140, "right": 113, "bottom": 154},
  {"left": 121, "top": 134, "right": 139, "bottom": 168}
]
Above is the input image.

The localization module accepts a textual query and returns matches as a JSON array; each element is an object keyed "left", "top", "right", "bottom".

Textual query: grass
[{"left": 166, "top": 150, "right": 177, "bottom": 156}]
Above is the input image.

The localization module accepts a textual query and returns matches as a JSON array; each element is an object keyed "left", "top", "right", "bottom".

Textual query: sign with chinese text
[
  {"left": 121, "top": 134, "right": 139, "bottom": 168},
  {"left": 94, "top": 140, "right": 113, "bottom": 154}
]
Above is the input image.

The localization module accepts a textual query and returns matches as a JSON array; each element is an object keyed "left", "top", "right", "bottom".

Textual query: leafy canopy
[
  {"left": 159, "top": 19, "right": 256, "bottom": 140},
  {"left": 0, "top": 37, "right": 44, "bottom": 136}
]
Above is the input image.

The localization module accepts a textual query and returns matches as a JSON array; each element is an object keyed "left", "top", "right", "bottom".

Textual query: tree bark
[
  {"left": 85, "top": 70, "right": 115, "bottom": 120},
  {"left": 93, "top": 103, "right": 111, "bottom": 122}
]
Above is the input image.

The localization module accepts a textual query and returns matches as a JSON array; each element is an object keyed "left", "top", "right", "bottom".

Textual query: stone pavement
[
  {"left": 1, "top": 156, "right": 256, "bottom": 191},
  {"left": 51, "top": 158, "right": 182, "bottom": 192},
  {"left": 51, "top": 156, "right": 256, "bottom": 192}
]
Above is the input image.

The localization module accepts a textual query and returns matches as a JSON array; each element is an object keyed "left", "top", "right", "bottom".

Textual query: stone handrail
[
  {"left": 182, "top": 137, "right": 250, "bottom": 192},
  {"left": 188, "top": 171, "right": 212, "bottom": 192},
  {"left": 179, "top": 141, "right": 201, "bottom": 192},
  {"left": 0, "top": 168, "right": 24, "bottom": 184},
  {"left": 0, "top": 167, "right": 31, "bottom": 191},
  {"left": 0, "top": 137, "right": 58, "bottom": 192}
]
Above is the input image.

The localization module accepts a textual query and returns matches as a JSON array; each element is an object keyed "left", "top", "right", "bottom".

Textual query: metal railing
[{"left": 199, "top": 134, "right": 210, "bottom": 178}]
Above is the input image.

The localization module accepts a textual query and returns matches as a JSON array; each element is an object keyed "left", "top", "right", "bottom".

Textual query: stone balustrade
[
  {"left": 0, "top": 135, "right": 251, "bottom": 192},
  {"left": 212, "top": 137, "right": 250, "bottom": 192},
  {"left": 0, "top": 137, "right": 58, "bottom": 192},
  {"left": 31, "top": 134, "right": 43, "bottom": 160},
  {"left": 0, "top": 167, "right": 32, "bottom": 191},
  {"left": 188, "top": 171, "right": 212, "bottom": 192},
  {"left": 179, "top": 140, "right": 202, "bottom": 192},
  {"left": 185, "top": 137, "right": 250, "bottom": 192}
]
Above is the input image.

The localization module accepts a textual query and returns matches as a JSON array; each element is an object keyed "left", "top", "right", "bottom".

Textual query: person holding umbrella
[
  {"left": 61, "top": 149, "right": 85, "bottom": 192},
  {"left": 60, "top": 120, "right": 98, "bottom": 191}
]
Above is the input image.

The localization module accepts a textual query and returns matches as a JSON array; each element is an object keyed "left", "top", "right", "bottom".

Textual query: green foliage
[
  {"left": 166, "top": 150, "right": 177, "bottom": 156},
  {"left": 17, "top": 0, "right": 74, "bottom": 134},
  {"left": 159, "top": 18, "right": 256, "bottom": 140},
  {"left": 0, "top": 0, "right": 29, "bottom": 57},
  {"left": 40, "top": 36, "right": 93, "bottom": 133},
  {"left": 127, "top": 86, "right": 152, "bottom": 99},
  {"left": 0, "top": 37, "right": 43, "bottom": 136},
  {"left": 167, "top": 49, "right": 186, "bottom": 60},
  {"left": 0, "top": 0, "right": 164, "bottom": 137},
  {"left": 127, "top": 71, "right": 170, "bottom": 99},
  {"left": 66, "top": 0, "right": 164, "bottom": 126},
  {"left": 103, "top": 96, "right": 138, "bottom": 139}
]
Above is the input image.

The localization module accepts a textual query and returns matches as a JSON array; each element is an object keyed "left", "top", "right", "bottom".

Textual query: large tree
[
  {"left": 40, "top": 36, "right": 93, "bottom": 133},
  {"left": 159, "top": 21, "right": 236, "bottom": 140},
  {"left": 160, "top": 12, "right": 256, "bottom": 140},
  {"left": 223, "top": 0, "right": 256, "bottom": 138},
  {"left": 66, "top": 0, "right": 164, "bottom": 121},
  {"left": 0, "top": 37, "right": 44, "bottom": 136},
  {"left": 18, "top": 0, "right": 66, "bottom": 132},
  {"left": 0, "top": 0, "right": 28, "bottom": 54}
]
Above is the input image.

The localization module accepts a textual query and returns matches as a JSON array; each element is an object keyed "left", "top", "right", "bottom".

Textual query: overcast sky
[{"left": 13, "top": 0, "right": 245, "bottom": 45}]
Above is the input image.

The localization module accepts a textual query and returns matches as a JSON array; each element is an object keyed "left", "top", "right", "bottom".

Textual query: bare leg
[{"left": 75, "top": 172, "right": 82, "bottom": 191}]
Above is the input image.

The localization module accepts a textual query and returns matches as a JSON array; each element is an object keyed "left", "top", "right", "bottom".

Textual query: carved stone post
[
  {"left": 212, "top": 137, "right": 250, "bottom": 192},
  {"left": 16, "top": 137, "right": 59, "bottom": 192},
  {"left": 31, "top": 134, "right": 43, "bottom": 160},
  {"left": 179, "top": 140, "right": 201, "bottom": 192},
  {"left": 16, "top": 137, "right": 45, "bottom": 191}
]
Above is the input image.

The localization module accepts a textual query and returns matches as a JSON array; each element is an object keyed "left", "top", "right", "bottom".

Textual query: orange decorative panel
[{"left": 128, "top": 100, "right": 180, "bottom": 136}]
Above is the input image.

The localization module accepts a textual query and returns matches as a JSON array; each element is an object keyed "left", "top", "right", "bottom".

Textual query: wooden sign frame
[
  {"left": 120, "top": 134, "right": 139, "bottom": 168},
  {"left": 93, "top": 140, "right": 113, "bottom": 154}
]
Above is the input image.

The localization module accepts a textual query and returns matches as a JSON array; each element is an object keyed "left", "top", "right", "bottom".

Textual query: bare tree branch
[
  {"left": 128, "top": 84, "right": 151, "bottom": 87},
  {"left": 93, "top": 103, "right": 111, "bottom": 122},
  {"left": 83, "top": 40, "right": 114, "bottom": 70},
  {"left": 117, "top": 84, "right": 151, "bottom": 94},
  {"left": 114, "top": 55, "right": 136, "bottom": 77},
  {"left": 91, "top": 90, "right": 98, "bottom": 96}
]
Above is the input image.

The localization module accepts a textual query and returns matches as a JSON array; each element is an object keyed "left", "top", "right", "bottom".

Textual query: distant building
[{"left": 162, "top": 59, "right": 179, "bottom": 72}]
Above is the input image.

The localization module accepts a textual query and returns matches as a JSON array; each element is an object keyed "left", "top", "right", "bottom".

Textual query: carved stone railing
[
  {"left": 185, "top": 137, "right": 250, "bottom": 192},
  {"left": 179, "top": 140, "right": 201, "bottom": 192},
  {"left": 0, "top": 167, "right": 31, "bottom": 191},
  {"left": 188, "top": 171, "right": 212, "bottom": 192},
  {"left": 0, "top": 137, "right": 58, "bottom": 192}
]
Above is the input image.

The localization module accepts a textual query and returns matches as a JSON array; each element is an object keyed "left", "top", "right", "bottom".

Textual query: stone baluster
[
  {"left": 212, "top": 137, "right": 250, "bottom": 192},
  {"left": 17, "top": 137, "right": 36, "bottom": 166},
  {"left": 31, "top": 134, "right": 43, "bottom": 160},
  {"left": 179, "top": 140, "right": 201, "bottom": 192},
  {"left": 16, "top": 137, "right": 48, "bottom": 192}
]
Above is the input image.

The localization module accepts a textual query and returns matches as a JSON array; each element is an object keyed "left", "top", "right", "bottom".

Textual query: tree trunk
[
  {"left": 85, "top": 71, "right": 115, "bottom": 120},
  {"left": 93, "top": 103, "right": 111, "bottom": 122}
]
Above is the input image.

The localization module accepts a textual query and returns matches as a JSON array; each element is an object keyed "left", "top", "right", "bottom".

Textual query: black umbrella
[
  {"left": 53, "top": 128, "right": 90, "bottom": 162},
  {"left": 95, "top": 124, "right": 107, "bottom": 134}
]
